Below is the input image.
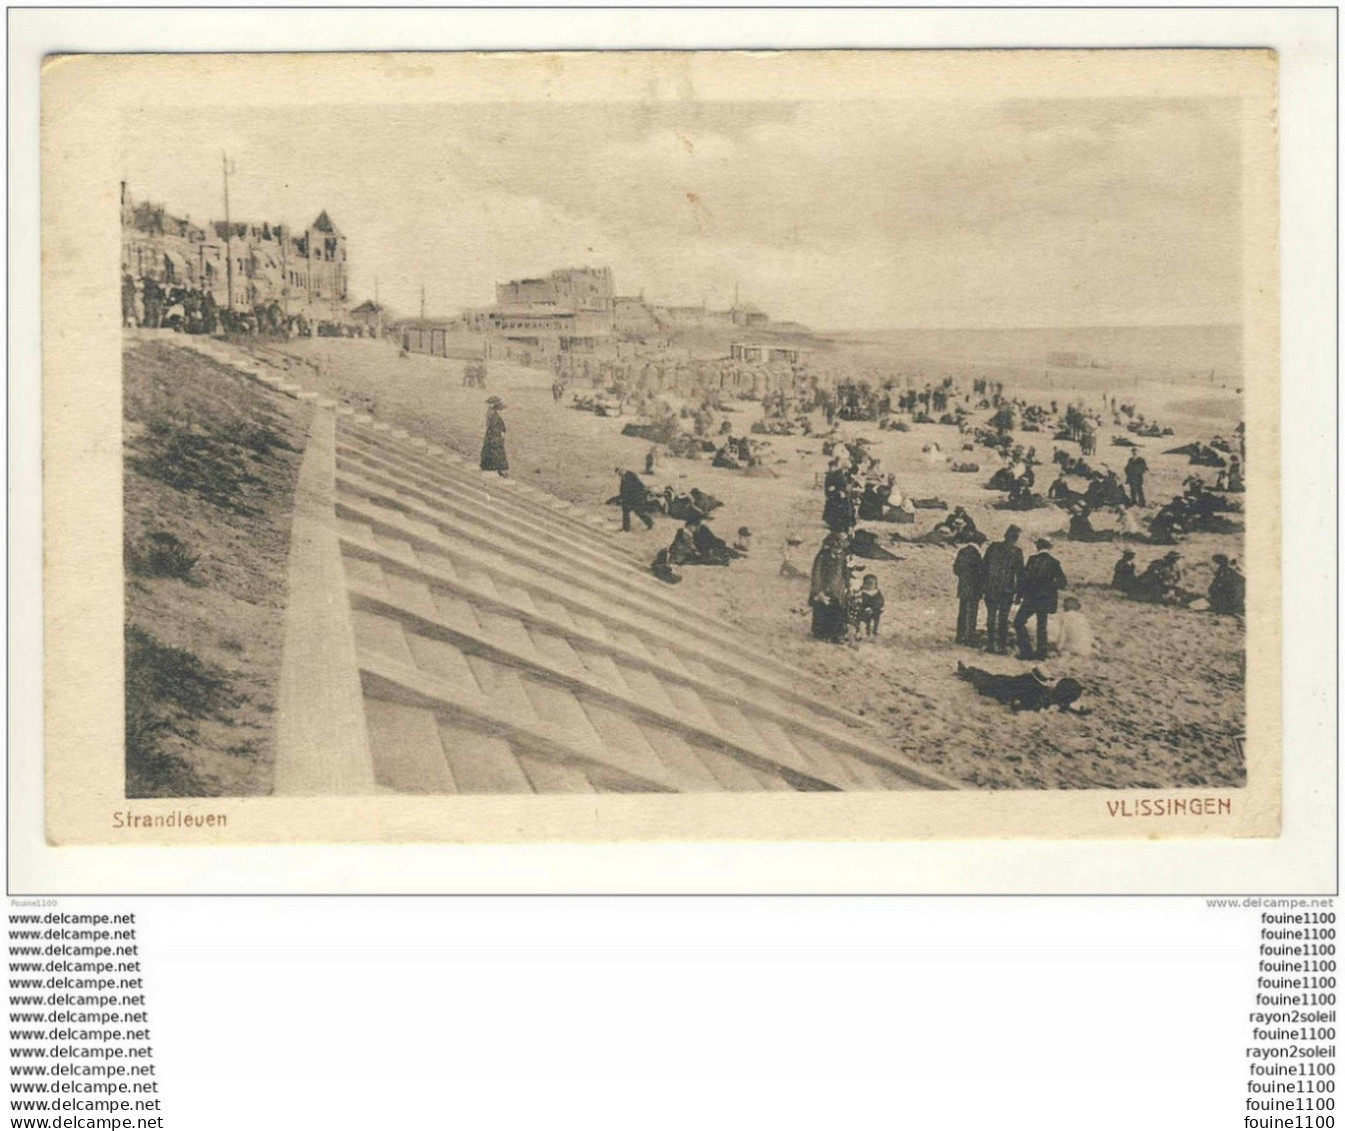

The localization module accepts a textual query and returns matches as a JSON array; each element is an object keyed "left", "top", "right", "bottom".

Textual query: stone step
[
  {"left": 638, "top": 729, "right": 729, "bottom": 792},
  {"left": 337, "top": 431, "right": 643, "bottom": 560},
  {"left": 429, "top": 589, "right": 484, "bottom": 640},
  {"left": 467, "top": 661, "right": 542, "bottom": 727},
  {"left": 384, "top": 573, "right": 441, "bottom": 620},
  {"left": 334, "top": 492, "right": 956, "bottom": 790},
  {"left": 569, "top": 646, "right": 635, "bottom": 699},
  {"left": 472, "top": 608, "right": 541, "bottom": 662},
  {"left": 516, "top": 753, "right": 595, "bottom": 794},
  {"left": 525, "top": 627, "right": 588, "bottom": 680},
  {"left": 437, "top": 720, "right": 534, "bottom": 794},
  {"left": 610, "top": 663, "right": 680, "bottom": 717},
  {"left": 363, "top": 700, "right": 457, "bottom": 794},
  {"left": 342, "top": 551, "right": 393, "bottom": 599},
  {"left": 350, "top": 609, "right": 415, "bottom": 667},
  {"left": 404, "top": 631, "right": 479, "bottom": 692}
]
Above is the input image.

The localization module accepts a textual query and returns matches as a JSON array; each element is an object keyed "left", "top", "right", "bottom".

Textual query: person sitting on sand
[
  {"left": 1008, "top": 472, "right": 1035, "bottom": 504},
  {"left": 732, "top": 527, "right": 753, "bottom": 556},
  {"left": 858, "top": 480, "right": 885, "bottom": 522},
  {"left": 955, "top": 662, "right": 1087, "bottom": 714},
  {"left": 694, "top": 517, "right": 738, "bottom": 564},
  {"left": 668, "top": 512, "right": 734, "bottom": 567},
  {"left": 1066, "top": 503, "right": 1114, "bottom": 543},
  {"left": 1148, "top": 497, "right": 1189, "bottom": 544},
  {"left": 1050, "top": 596, "right": 1095, "bottom": 656},
  {"left": 650, "top": 547, "right": 682, "bottom": 585},
  {"left": 870, "top": 477, "right": 896, "bottom": 519},
  {"left": 1111, "top": 549, "right": 1138, "bottom": 593},
  {"left": 712, "top": 444, "right": 741, "bottom": 470},
  {"left": 1067, "top": 504, "right": 1096, "bottom": 542},
  {"left": 1133, "top": 550, "right": 1187, "bottom": 604},
  {"left": 1207, "top": 553, "right": 1246, "bottom": 616},
  {"left": 1047, "top": 472, "right": 1074, "bottom": 503},
  {"left": 947, "top": 506, "right": 979, "bottom": 542}
]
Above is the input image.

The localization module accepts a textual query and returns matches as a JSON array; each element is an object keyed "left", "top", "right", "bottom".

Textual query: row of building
[
  {"left": 120, "top": 183, "right": 351, "bottom": 322},
  {"left": 120, "top": 183, "right": 804, "bottom": 361},
  {"left": 404, "top": 266, "right": 794, "bottom": 365}
]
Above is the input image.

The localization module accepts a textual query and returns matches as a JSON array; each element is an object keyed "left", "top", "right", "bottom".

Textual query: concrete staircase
[{"left": 168, "top": 334, "right": 958, "bottom": 795}]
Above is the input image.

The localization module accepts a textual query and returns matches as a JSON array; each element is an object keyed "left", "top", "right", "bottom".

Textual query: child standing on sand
[{"left": 855, "top": 573, "right": 886, "bottom": 639}]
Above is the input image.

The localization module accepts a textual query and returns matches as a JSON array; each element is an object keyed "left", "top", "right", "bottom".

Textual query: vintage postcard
[{"left": 40, "top": 49, "right": 1282, "bottom": 847}]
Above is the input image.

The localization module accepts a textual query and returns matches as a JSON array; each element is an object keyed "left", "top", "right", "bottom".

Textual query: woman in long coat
[
  {"left": 809, "top": 531, "right": 850, "bottom": 642},
  {"left": 480, "top": 397, "right": 509, "bottom": 475}
]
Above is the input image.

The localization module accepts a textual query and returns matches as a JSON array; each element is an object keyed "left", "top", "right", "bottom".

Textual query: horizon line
[{"left": 818, "top": 321, "right": 1243, "bottom": 334}]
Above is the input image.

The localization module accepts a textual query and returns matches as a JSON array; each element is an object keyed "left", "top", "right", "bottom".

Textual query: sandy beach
[{"left": 225, "top": 328, "right": 1246, "bottom": 792}]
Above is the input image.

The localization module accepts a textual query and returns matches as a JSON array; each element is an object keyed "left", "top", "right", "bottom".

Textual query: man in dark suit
[
  {"left": 981, "top": 525, "right": 1023, "bottom": 654},
  {"left": 1014, "top": 537, "right": 1068, "bottom": 660},
  {"left": 1125, "top": 451, "right": 1149, "bottom": 507},
  {"left": 952, "top": 538, "right": 986, "bottom": 645},
  {"left": 615, "top": 468, "right": 657, "bottom": 532}
]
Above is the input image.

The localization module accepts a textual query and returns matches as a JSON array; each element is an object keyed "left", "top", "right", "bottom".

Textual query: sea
[{"left": 822, "top": 323, "right": 1244, "bottom": 424}]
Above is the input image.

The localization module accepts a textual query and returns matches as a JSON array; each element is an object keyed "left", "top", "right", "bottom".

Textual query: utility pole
[
  {"left": 420, "top": 283, "right": 426, "bottom": 324},
  {"left": 375, "top": 275, "right": 382, "bottom": 338},
  {"left": 222, "top": 152, "right": 234, "bottom": 310}
]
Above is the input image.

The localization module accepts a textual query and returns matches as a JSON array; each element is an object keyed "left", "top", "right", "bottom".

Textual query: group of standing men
[{"left": 953, "top": 525, "right": 1069, "bottom": 660}]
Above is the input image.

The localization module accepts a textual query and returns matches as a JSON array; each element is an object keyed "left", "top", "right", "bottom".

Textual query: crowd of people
[
  {"left": 1111, "top": 548, "right": 1245, "bottom": 614},
  {"left": 466, "top": 337, "right": 1245, "bottom": 723},
  {"left": 462, "top": 359, "right": 489, "bottom": 388},
  {"left": 123, "top": 273, "right": 378, "bottom": 339}
]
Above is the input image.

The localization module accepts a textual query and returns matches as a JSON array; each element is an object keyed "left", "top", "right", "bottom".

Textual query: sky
[{"left": 121, "top": 97, "right": 1242, "bottom": 330}]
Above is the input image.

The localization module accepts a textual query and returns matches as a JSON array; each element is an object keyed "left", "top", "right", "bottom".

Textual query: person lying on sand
[
  {"left": 890, "top": 523, "right": 955, "bottom": 547},
  {"left": 850, "top": 528, "right": 901, "bottom": 560},
  {"left": 955, "top": 662, "right": 1088, "bottom": 714}
]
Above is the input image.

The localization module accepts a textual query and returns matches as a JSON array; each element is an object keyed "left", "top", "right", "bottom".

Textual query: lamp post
[{"left": 221, "top": 152, "right": 234, "bottom": 310}]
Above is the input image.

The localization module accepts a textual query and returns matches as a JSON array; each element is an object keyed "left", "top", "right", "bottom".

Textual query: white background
[
  {"left": 5, "top": 7, "right": 1339, "bottom": 1128},
  {"left": 8, "top": 895, "right": 1310, "bottom": 1130},
  {"left": 7, "top": 5, "right": 1338, "bottom": 896}
]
